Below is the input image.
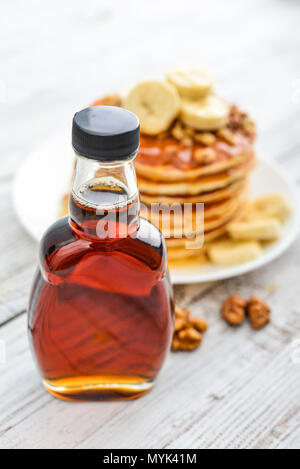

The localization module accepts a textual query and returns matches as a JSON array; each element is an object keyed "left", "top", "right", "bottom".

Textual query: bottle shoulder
[
  {"left": 136, "top": 217, "right": 166, "bottom": 254},
  {"left": 39, "top": 217, "right": 80, "bottom": 277},
  {"left": 40, "top": 217, "right": 75, "bottom": 259},
  {"left": 39, "top": 216, "right": 167, "bottom": 277},
  {"left": 130, "top": 217, "right": 167, "bottom": 272}
]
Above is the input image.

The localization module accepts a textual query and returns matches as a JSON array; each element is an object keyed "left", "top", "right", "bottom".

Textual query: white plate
[{"left": 13, "top": 135, "right": 300, "bottom": 284}]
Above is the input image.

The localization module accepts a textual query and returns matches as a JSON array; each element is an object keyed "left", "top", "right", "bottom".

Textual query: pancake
[
  {"left": 144, "top": 197, "right": 242, "bottom": 239},
  {"left": 140, "top": 178, "right": 247, "bottom": 205},
  {"left": 141, "top": 188, "right": 245, "bottom": 220},
  {"left": 166, "top": 225, "right": 228, "bottom": 251},
  {"left": 136, "top": 135, "right": 253, "bottom": 182},
  {"left": 165, "top": 205, "right": 245, "bottom": 248},
  {"left": 138, "top": 156, "right": 255, "bottom": 196},
  {"left": 141, "top": 191, "right": 242, "bottom": 228},
  {"left": 91, "top": 95, "right": 256, "bottom": 184},
  {"left": 60, "top": 183, "right": 246, "bottom": 222},
  {"left": 133, "top": 101, "right": 256, "bottom": 182},
  {"left": 198, "top": 194, "right": 246, "bottom": 219}
]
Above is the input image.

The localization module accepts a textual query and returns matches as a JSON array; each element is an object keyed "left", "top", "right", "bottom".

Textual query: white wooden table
[{"left": 0, "top": 0, "right": 300, "bottom": 449}]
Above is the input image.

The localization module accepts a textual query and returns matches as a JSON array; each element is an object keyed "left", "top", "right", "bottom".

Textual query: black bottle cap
[{"left": 72, "top": 106, "right": 140, "bottom": 161}]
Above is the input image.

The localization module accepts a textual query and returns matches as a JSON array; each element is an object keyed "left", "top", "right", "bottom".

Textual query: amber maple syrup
[{"left": 28, "top": 106, "right": 174, "bottom": 401}]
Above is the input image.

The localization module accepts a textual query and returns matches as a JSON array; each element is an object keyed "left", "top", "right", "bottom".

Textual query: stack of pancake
[
  {"left": 119, "top": 69, "right": 256, "bottom": 262},
  {"left": 61, "top": 68, "right": 256, "bottom": 264},
  {"left": 136, "top": 105, "right": 255, "bottom": 261}
]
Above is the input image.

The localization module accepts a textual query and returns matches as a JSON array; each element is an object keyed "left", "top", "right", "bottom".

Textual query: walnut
[
  {"left": 190, "top": 317, "right": 207, "bottom": 332},
  {"left": 171, "top": 121, "right": 185, "bottom": 141},
  {"left": 172, "top": 305, "right": 207, "bottom": 351},
  {"left": 247, "top": 295, "right": 270, "bottom": 329},
  {"left": 171, "top": 121, "right": 197, "bottom": 143},
  {"left": 181, "top": 136, "right": 194, "bottom": 147},
  {"left": 241, "top": 115, "right": 256, "bottom": 137},
  {"left": 184, "top": 125, "right": 195, "bottom": 137},
  {"left": 177, "top": 327, "right": 202, "bottom": 349},
  {"left": 228, "top": 105, "right": 242, "bottom": 129},
  {"left": 172, "top": 335, "right": 200, "bottom": 351},
  {"left": 171, "top": 337, "right": 183, "bottom": 351},
  {"left": 194, "top": 147, "right": 216, "bottom": 164},
  {"left": 228, "top": 105, "right": 256, "bottom": 140},
  {"left": 174, "top": 317, "right": 189, "bottom": 332},
  {"left": 175, "top": 305, "right": 190, "bottom": 320},
  {"left": 217, "top": 128, "right": 236, "bottom": 145},
  {"left": 221, "top": 295, "right": 247, "bottom": 325},
  {"left": 194, "top": 132, "right": 216, "bottom": 146}
]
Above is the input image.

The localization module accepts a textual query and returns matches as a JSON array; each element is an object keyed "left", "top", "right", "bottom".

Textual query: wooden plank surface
[{"left": 0, "top": 0, "right": 300, "bottom": 449}]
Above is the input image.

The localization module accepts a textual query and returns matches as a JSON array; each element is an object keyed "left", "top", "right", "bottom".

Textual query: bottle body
[{"left": 28, "top": 161, "right": 174, "bottom": 401}]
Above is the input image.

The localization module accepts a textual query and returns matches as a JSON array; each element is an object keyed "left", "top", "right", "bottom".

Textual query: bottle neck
[{"left": 69, "top": 154, "right": 140, "bottom": 241}]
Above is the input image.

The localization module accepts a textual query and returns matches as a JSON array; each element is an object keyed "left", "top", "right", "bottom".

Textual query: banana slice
[
  {"left": 227, "top": 218, "right": 282, "bottom": 241},
  {"left": 181, "top": 95, "right": 229, "bottom": 131},
  {"left": 166, "top": 67, "right": 214, "bottom": 99},
  {"left": 123, "top": 80, "right": 180, "bottom": 135},
  {"left": 253, "top": 193, "right": 291, "bottom": 222},
  {"left": 207, "top": 240, "right": 262, "bottom": 266}
]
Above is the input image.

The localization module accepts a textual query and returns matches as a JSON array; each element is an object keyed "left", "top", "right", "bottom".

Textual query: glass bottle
[{"left": 28, "top": 106, "right": 174, "bottom": 401}]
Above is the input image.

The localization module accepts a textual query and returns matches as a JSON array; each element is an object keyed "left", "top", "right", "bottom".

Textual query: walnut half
[
  {"left": 221, "top": 295, "right": 247, "bottom": 325},
  {"left": 247, "top": 295, "right": 271, "bottom": 329}
]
